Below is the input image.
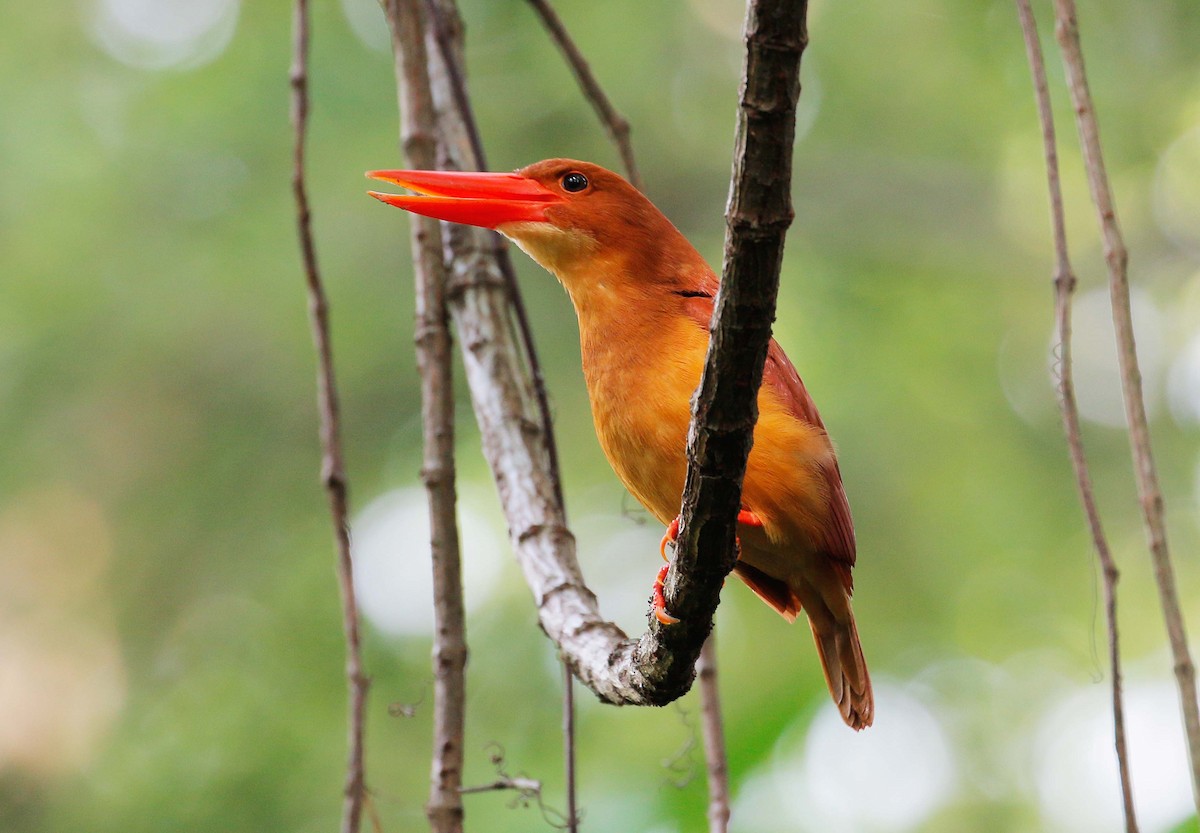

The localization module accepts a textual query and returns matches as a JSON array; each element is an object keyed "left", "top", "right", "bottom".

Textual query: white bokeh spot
[
  {"left": 1153, "top": 125, "right": 1200, "bottom": 260},
  {"left": 1056, "top": 287, "right": 1165, "bottom": 428},
  {"left": 88, "top": 0, "right": 240, "bottom": 71},
  {"left": 351, "top": 488, "right": 506, "bottom": 638},
  {"left": 338, "top": 0, "right": 391, "bottom": 54},
  {"left": 1168, "top": 329, "right": 1200, "bottom": 426},
  {"left": 1034, "top": 679, "right": 1193, "bottom": 833},
  {"left": 734, "top": 681, "right": 956, "bottom": 833}
]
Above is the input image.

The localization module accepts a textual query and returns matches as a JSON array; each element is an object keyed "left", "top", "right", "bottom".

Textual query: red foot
[
  {"left": 652, "top": 563, "right": 679, "bottom": 625},
  {"left": 652, "top": 509, "right": 762, "bottom": 625},
  {"left": 737, "top": 508, "right": 764, "bottom": 528},
  {"left": 659, "top": 509, "right": 763, "bottom": 561},
  {"left": 659, "top": 517, "right": 680, "bottom": 562}
]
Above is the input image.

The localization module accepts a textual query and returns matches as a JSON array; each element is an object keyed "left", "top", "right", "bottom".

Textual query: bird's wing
[
  {"left": 761, "top": 340, "right": 858, "bottom": 579},
  {"left": 678, "top": 289, "right": 857, "bottom": 587}
]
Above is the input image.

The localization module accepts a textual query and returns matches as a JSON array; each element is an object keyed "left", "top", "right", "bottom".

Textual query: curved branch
[
  {"left": 382, "top": 0, "right": 808, "bottom": 707},
  {"left": 422, "top": 0, "right": 567, "bottom": 511}
]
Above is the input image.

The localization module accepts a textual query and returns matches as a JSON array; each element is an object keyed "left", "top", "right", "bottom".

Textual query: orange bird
[{"left": 368, "top": 159, "right": 873, "bottom": 729}]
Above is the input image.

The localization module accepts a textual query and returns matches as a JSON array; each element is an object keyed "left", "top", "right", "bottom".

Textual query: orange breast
[
  {"left": 584, "top": 313, "right": 698, "bottom": 525},
  {"left": 581, "top": 310, "right": 833, "bottom": 552}
]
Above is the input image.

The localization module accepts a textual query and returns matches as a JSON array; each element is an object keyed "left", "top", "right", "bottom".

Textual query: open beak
[{"left": 366, "top": 169, "right": 562, "bottom": 229}]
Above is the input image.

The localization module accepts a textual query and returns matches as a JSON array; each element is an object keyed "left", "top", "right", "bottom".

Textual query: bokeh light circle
[
  {"left": 88, "top": 0, "right": 241, "bottom": 71},
  {"left": 1154, "top": 126, "right": 1200, "bottom": 260},
  {"left": 351, "top": 488, "right": 505, "bottom": 638}
]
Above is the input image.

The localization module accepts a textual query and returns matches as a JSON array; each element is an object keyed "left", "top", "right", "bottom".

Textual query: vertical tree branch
[
  {"left": 288, "top": 2, "right": 367, "bottom": 831},
  {"left": 669, "top": 2, "right": 811, "bottom": 815},
  {"left": 409, "top": 5, "right": 584, "bottom": 827},
  {"left": 385, "top": 2, "right": 468, "bottom": 831},
  {"left": 522, "top": 0, "right": 733, "bottom": 815},
  {"left": 514, "top": 0, "right": 648, "bottom": 810},
  {"left": 1014, "top": 2, "right": 1137, "bottom": 828},
  {"left": 561, "top": 661, "right": 578, "bottom": 832},
  {"left": 664, "top": 0, "right": 809, "bottom": 652},
  {"left": 422, "top": 0, "right": 567, "bottom": 511},
  {"left": 696, "top": 634, "right": 730, "bottom": 833},
  {"left": 524, "top": 0, "right": 641, "bottom": 190},
  {"left": 1052, "top": 0, "right": 1200, "bottom": 812}
]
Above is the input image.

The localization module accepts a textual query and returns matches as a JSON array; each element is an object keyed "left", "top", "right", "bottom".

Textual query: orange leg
[{"left": 652, "top": 508, "right": 763, "bottom": 625}]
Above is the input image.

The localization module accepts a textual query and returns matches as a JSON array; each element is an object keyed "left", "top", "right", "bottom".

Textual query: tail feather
[
  {"left": 809, "top": 614, "right": 873, "bottom": 730},
  {"left": 734, "top": 543, "right": 873, "bottom": 729}
]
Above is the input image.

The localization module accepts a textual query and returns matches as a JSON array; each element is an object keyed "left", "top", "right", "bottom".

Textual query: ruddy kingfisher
[{"left": 368, "top": 159, "right": 873, "bottom": 729}]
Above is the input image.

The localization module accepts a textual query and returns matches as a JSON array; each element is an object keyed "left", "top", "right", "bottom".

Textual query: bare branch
[
  {"left": 384, "top": 3, "right": 468, "bottom": 831},
  {"left": 1052, "top": 0, "right": 1200, "bottom": 811},
  {"left": 422, "top": 0, "right": 567, "bottom": 511},
  {"left": 385, "top": 0, "right": 630, "bottom": 701},
  {"left": 458, "top": 777, "right": 544, "bottom": 796},
  {"left": 697, "top": 634, "right": 730, "bottom": 833},
  {"left": 662, "top": 0, "right": 809, "bottom": 670},
  {"left": 459, "top": 744, "right": 572, "bottom": 829},
  {"left": 561, "top": 662, "right": 579, "bottom": 832},
  {"left": 1014, "top": 1, "right": 1137, "bottom": 828},
  {"left": 288, "top": 2, "right": 367, "bottom": 830},
  {"left": 410, "top": 8, "right": 580, "bottom": 822},
  {"left": 380, "top": 0, "right": 808, "bottom": 708},
  {"left": 524, "top": 0, "right": 641, "bottom": 189},
  {"left": 514, "top": 1, "right": 646, "bottom": 819}
]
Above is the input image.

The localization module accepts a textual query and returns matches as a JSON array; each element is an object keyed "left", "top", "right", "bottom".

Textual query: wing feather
[{"left": 677, "top": 286, "right": 857, "bottom": 588}]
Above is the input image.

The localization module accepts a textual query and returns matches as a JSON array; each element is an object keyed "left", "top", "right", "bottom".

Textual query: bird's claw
[
  {"left": 652, "top": 563, "right": 679, "bottom": 625},
  {"left": 652, "top": 508, "right": 763, "bottom": 625},
  {"left": 737, "top": 508, "right": 764, "bottom": 528},
  {"left": 659, "top": 508, "right": 762, "bottom": 560},
  {"left": 659, "top": 517, "right": 680, "bottom": 562}
]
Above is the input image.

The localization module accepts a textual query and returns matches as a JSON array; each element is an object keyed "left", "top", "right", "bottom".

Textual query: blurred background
[{"left": 3, "top": 0, "right": 1200, "bottom": 830}]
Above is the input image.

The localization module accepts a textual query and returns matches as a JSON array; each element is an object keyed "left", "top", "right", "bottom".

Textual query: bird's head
[{"left": 368, "top": 159, "right": 705, "bottom": 300}]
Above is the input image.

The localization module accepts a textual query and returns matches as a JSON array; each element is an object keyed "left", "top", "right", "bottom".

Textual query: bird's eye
[{"left": 561, "top": 172, "right": 589, "bottom": 193}]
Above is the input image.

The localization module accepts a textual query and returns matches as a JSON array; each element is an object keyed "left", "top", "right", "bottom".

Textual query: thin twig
[
  {"left": 660, "top": 706, "right": 699, "bottom": 789},
  {"left": 521, "top": 1, "right": 644, "bottom": 820},
  {"left": 1014, "top": 2, "right": 1137, "bottom": 828},
  {"left": 561, "top": 660, "right": 579, "bottom": 832},
  {"left": 418, "top": 4, "right": 579, "bottom": 827},
  {"left": 288, "top": 2, "right": 367, "bottom": 831},
  {"left": 422, "top": 0, "right": 566, "bottom": 510},
  {"left": 385, "top": 2, "right": 468, "bottom": 831},
  {"left": 524, "top": 0, "right": 641, "bottom": 189},
  {"left": 696, "top": 634, "right": 730, "bottom": 833},
  {"left": 459, "top": 744, "right": 572, "bottom": 828},
  {"left": 459, "top": 777, "right": 544, "bottom": 796},
  {"left": 1052, "top": 0, "right": 1200, "bottom": 812}
]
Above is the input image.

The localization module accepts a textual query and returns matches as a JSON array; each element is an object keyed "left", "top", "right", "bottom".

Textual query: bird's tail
[{"left": 809, "top": 612, "right": 873, "bottom": 730}]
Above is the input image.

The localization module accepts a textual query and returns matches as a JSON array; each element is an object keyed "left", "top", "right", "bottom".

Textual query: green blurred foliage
[{"left": 2, "top": 0, "right": 1199, "bottom": 831}]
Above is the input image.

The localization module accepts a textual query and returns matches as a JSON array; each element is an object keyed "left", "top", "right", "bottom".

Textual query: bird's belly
[
  {"left": 584, "top": 341, "right": 833, "bottom": 552},
  {"left": 589, "top": 382, "right": 691, "bottom": 526},
  {"left": 582, "top": 326, "right": 699, "bottom": 525}
]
